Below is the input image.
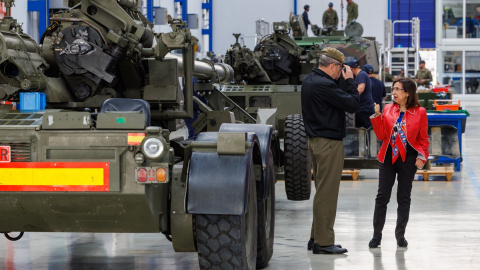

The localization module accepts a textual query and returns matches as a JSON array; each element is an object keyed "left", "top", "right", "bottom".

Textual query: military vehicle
[
  {"left": 221, "top": 19, "right": 381, "bottom": 200},
  {"left": 221, "top": 16, "right": 462, "bottom": 184},
  {"left": 0, "top": 0, "right": 277, "bottom": 269}
]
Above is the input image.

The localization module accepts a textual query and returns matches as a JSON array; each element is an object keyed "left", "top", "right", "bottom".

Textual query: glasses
[{"left": 392, "top": 87, "right": 405, "bottom": 92}]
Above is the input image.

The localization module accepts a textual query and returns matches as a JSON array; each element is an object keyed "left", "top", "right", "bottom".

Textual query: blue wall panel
[{"left": 390, "top": 0, "right": 436, "bottom": 49}]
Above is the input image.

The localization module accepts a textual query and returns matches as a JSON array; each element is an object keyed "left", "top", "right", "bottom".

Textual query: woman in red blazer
[{"left": 368, "top": 78, "right": 429, "bottom": 248}]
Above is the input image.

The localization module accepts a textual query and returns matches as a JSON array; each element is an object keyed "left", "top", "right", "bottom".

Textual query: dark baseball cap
[
  {"left": 420, "top": 60, "right": 425, "bottom": 64},
  {"left": 304, "top": 4, "right": 310, "bottom": 9},
  {"left": 329, "top": 2, "right": 333, "bottom": 7},
  {"left": 347, "top": 60, "right": 359, "bottom": 69},
  {"left": 362, "top": 64, "right": 374, "bottom": 74}
]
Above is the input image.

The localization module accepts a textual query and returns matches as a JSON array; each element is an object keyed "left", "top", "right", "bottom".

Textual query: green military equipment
[
  {"left": 222, "top": 16, "right": 382, "bottom": 200},
  {"left": 0, "top": 1, "right": 277, "bottom": 268}
]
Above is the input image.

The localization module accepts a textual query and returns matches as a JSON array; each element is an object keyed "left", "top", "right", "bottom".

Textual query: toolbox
[
  {"left": 433, "top": 99, "right": 461, "bottom": 111},
  {"left": 432, "top": 85, "right": 450, "bottom": 93}
]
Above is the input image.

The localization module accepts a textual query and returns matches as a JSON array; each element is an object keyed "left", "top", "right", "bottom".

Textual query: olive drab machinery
[
  {"left": 0, "top": 0, "right": 278, "bottom": 269},
  {"left": 221, "top": 16, "right": 460, "bottom": 191},
  {"left": 221, "top": 20, "right": 381, "bottom": 201}
]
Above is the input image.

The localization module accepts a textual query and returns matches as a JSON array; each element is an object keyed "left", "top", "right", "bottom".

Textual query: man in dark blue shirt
[
  {"left": 302, "top": 5, "right": 314, "bottom": 34},
  {"left": 363, "top": 64, "right": 386, "bottom": 112},
  {"left": 348, "top": 60, "right": 374, "bottom": 128}
]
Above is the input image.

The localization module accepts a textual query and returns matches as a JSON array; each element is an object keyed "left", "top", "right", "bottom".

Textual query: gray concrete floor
[{"left": 1, "top": 97, "right": 480, "bottom": 269}]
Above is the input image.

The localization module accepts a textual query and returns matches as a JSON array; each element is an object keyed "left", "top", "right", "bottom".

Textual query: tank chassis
[{"left": 0, "top": 0, "right": 276, "bottom": 269}]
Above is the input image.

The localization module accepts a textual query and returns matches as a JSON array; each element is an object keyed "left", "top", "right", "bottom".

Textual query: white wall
[
  {"left": 213, "top": 0, "right": 293, "bottom": 55},
  {"left": 11, "top": 1, "right": 30, "bottom": 34}
]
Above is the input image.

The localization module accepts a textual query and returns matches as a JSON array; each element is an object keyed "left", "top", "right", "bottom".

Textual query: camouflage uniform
[
  {"left": 414, "top": 69, "right": 433, "bottom": 87},
  {"left": 384, "top": 71, "right": 394, "bottom": 82},
  {"left": 322, "top": 9, "right": 339, "bottom": 28},
  {"left": 347, "top": 1, "right": 358, "bottom": 24}
]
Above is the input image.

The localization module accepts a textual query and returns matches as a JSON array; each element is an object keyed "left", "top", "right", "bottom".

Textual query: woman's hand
[
  {"left": 374, "top": 103, "right": 380, "bottom": 117},
  {"left": 415, "top": 158, "right": 425, "bottom": 169}
]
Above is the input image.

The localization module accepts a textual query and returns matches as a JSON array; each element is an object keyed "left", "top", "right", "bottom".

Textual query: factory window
[
  {"left": 465, "top": 51, "right": 480, "bottom": 93},
  {"left": 442, "top": 50, "right": 480, "bottom": 94},
  {"left": 443, "top": 0, "right": 480, "bottom": 39},
  {"left": 442, "top": 51, "right": 463, "bottom": 93}
]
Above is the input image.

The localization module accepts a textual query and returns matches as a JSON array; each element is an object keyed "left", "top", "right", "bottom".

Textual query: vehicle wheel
[
  {"left": 346, "top": 112, "right": 355, "bottom": 128},
  {"left": 196, "top": 170, "right": 258, "bottom": 269},
  {"left": 256, "top": 156, "right": 275, "bottom": 269},
  {"left": 284, "top": 114, "right": 311, "bottom": 201}
]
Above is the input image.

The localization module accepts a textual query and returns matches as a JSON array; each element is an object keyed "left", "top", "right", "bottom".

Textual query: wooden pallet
[
  {"left": 416, "top": 167, "right": 454, "bottom": 181},
  {"left": 342, "top": 169, "right": 360, "bottom": 181}
]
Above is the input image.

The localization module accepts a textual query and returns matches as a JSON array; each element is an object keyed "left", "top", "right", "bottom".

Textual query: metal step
[{"left": 388, "top": 47, "right": 417, "bottom": 53}]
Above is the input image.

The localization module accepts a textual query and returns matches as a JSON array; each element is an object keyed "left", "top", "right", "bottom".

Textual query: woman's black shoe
[
  {"left": 369, "top": 237, "right": 382, "bottom": 248},
  {"left": 397, "top": 238, "right": 408, "bottom": 247}
]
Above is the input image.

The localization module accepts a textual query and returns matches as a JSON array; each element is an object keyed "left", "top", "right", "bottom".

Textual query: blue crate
[{"left": 19, "top": 92, "right": 46, "bottom": 112}]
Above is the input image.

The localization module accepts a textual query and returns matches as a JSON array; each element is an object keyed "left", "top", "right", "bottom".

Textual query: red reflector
[
  {"left": 137, "top": 168, "right": 147, "bottom": 182},
  {"left": 147, "top": 168, "right": 156, "bottom": 181}
]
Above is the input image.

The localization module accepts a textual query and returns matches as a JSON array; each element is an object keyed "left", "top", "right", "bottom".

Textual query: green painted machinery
[{"left": 0, "top": 1, "right": 277, "bottom": 269}]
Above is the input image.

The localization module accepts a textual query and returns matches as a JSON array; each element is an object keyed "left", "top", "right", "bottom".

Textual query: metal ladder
[{"left": 382, "top": 17, "right": 420, "bottom": 79}]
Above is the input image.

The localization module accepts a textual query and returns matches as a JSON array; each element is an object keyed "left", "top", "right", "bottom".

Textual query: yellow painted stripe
[{"left": 0, "top": 168, "right": 104, "bottom": 186}]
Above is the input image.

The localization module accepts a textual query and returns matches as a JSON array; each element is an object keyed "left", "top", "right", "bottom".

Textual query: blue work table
[{"left": 427, "top": 112, "right": 467, "bottom": 171}]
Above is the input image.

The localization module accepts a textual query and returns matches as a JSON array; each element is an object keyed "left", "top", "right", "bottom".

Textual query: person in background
[
  {"left": 363, "top": 64, "right": 386, "bottom": 112},
  {"left": 323, "top": 2, "right": 339, "bottom": 29},
  {"left": 302, "top": 47, "right": 359, "bottom": 255},
  {"left": 395, "top": 68, "right": 406, "bottom": 81},
  {"left": 347, "top": 0, "right": 358, "bottom": 24},
  {"left": 369, "top": 77, "right": 429, "bottom": 249},
  {"left": 348, "top": 60, "right": 374, "bottom": 128},
  {"left": 414, "top": 60, "right": 432, "bottom": 88},
  {"left": 303, "top": 5, "right": 315, "bottom": 35},
  {"left": 383, "top": 66, "right": 394, "bottom": 82}
]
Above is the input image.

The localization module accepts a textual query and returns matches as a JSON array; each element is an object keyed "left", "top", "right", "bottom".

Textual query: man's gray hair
[{"left": 318, "top": 54, "right": 340, "bottom": 67}]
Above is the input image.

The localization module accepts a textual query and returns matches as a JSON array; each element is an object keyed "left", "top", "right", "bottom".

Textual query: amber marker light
[{"left": 156, "top": 168, "right": 167, "bottom": 182}]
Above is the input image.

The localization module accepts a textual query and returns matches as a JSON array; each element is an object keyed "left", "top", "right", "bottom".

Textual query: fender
[
  {"left": 219, "top": 123, "right": 278, "bottom": 200},
  {"left": 186, "top": 132, "right": 262, "bottom": 215}
]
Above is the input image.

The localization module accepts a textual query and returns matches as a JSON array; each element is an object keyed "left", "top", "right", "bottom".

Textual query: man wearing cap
[
  {"left": 303, "top": 5, "right": 315, "bottom": 35},
  {"left": 348, "top": 60, "right": 375, "bottom": 128},
  {"left": 323, "top": 3, "right": 339, "bottom": 29},
  {"left": 302, "top": 47, "right": 359, "bottom": 255},
  {"left": 347, "top": 0, "right": 358, "bottom": 24},
  {"left": 363, "top": 64, "right": 387, "bottom": 112},
  {"left": 414, "top": 60, "right": 433, "bottom": 87}
]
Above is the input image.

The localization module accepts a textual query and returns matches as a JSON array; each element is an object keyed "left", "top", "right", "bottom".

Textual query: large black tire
[
  {"left": 284, "top": 114, "right": 311, "bottom": 201},
  {"left": 256, "top": 158, "right": 275, "bottom": 269},
  {"left": 196, "top": 170, "right": 258, "bottom": 269},
  {"left": 346, "top": 112, "right": 355, "bottom": 128}
]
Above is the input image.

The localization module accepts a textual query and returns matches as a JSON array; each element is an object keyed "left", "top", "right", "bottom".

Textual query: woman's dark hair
[{"left": 393, "top": 78, "right": 421, "bottom": 109}]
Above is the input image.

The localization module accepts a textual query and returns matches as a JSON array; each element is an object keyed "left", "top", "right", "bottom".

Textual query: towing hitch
[{"left": 3, "top": 232, "right": 24, "bottom": 241}]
